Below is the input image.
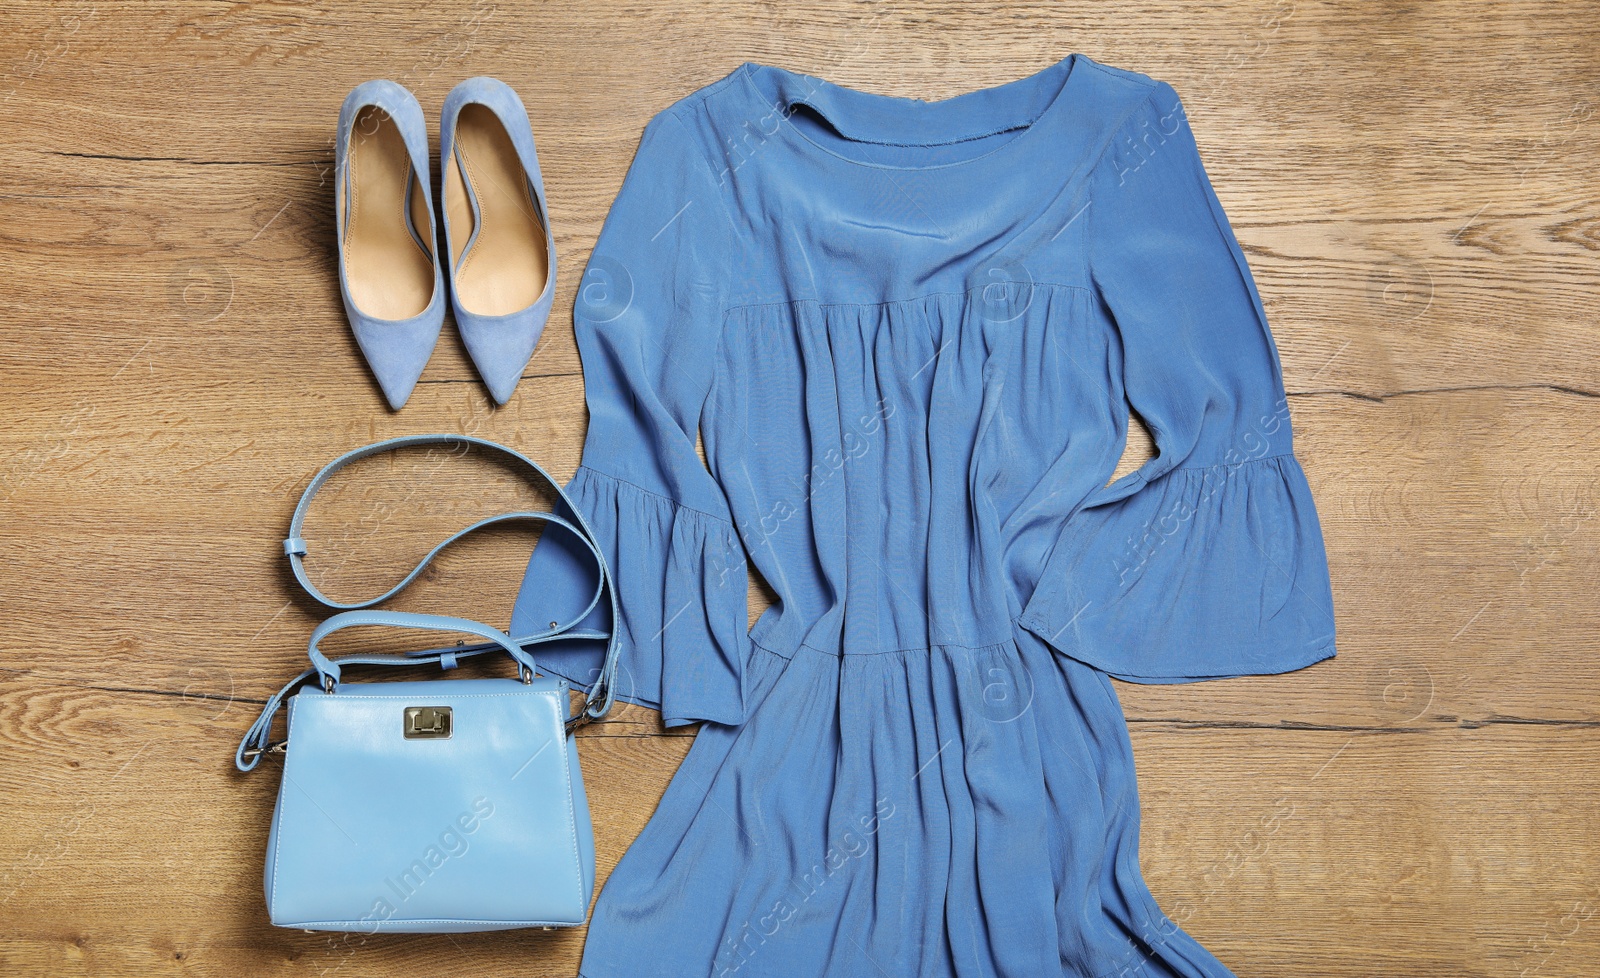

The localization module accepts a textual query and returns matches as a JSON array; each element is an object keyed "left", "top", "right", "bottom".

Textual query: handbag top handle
[{"left": 237, "top": 434, "right": 621, "bottom": 771}]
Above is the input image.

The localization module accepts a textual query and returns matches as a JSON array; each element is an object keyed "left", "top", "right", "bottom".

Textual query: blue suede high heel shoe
[
  {"left": 335, "top": 81, "right": 445, "bottom": 410},
  {"left": 440, "top": 78, "right": 557, "bottom": 405}
]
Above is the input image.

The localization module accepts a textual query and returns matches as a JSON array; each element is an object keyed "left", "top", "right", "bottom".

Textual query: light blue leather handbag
[{"left": 236, "top": 435, "right": 620, "bottom": 933}]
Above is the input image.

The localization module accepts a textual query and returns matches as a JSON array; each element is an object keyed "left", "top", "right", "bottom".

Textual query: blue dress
[{"left": 513, "top": 53, "right": 1337, "bottom": 978}]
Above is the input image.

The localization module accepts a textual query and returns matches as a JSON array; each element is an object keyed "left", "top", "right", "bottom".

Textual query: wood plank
[
  {"left": 2, "top": 682, "right": 1594, "bottom": 976},
  {"left": 3, "top": 388, "right": 1595, "bottom": 731}
]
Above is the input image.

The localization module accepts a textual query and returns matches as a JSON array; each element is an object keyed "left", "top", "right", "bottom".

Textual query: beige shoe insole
[
  {"left": 344, "top": 106, "right": 435, "bottom": 321},
  {"left": 445, "top": 104, "right": 550, "bottom": 317}
]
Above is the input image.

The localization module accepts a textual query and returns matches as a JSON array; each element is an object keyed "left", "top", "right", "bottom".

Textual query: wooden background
[{"left": 1, "top": 1, "right": 1596, "bottom": 975}]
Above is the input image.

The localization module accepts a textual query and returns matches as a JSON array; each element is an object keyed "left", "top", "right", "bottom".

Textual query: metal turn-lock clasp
[{"left": 403, "top": 706, "right": 453, "bottom": 739}]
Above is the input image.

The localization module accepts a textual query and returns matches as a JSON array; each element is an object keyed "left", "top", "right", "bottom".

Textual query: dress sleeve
[
  {"left": 512, "top": 108, "right": 749, "bottom": 726},
  {"left": 1017, "top": 81, "right": 1337, "bottom": 683}
]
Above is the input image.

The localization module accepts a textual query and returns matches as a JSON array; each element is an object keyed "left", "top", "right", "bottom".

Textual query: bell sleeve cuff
[
  {"left": 1018, "top": 454, "right": 1336, "bottom": 683},
  {"left": 517, "top": 465, "right": 749, "bottom": 728}
]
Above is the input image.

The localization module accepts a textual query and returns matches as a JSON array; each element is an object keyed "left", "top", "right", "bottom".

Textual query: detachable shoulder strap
[{"left": 237, "top": 435, "right": 620, "bottom": 770}]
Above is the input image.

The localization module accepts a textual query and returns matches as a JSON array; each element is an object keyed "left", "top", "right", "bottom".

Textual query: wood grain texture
[{"left": 1, "top": 1, "right": 1597, "bottom": 976}]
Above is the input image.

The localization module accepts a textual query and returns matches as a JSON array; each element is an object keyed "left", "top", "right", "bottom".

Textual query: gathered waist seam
[
  {"left": 752, "top": 634, "right": 1019, "bottom": 660},
  {"left": 722, "top": 280, "right": 1091, "bottom": 317}
]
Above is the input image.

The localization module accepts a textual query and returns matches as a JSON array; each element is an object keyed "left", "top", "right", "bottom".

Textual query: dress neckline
[{"left": 735, "top": 54, "right": 1083, "bottom": 172}]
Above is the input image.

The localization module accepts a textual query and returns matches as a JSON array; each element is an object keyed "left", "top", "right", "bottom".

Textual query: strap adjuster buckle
[{"left": 241, "top": 739, "right": 288, "bottom": 760}]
